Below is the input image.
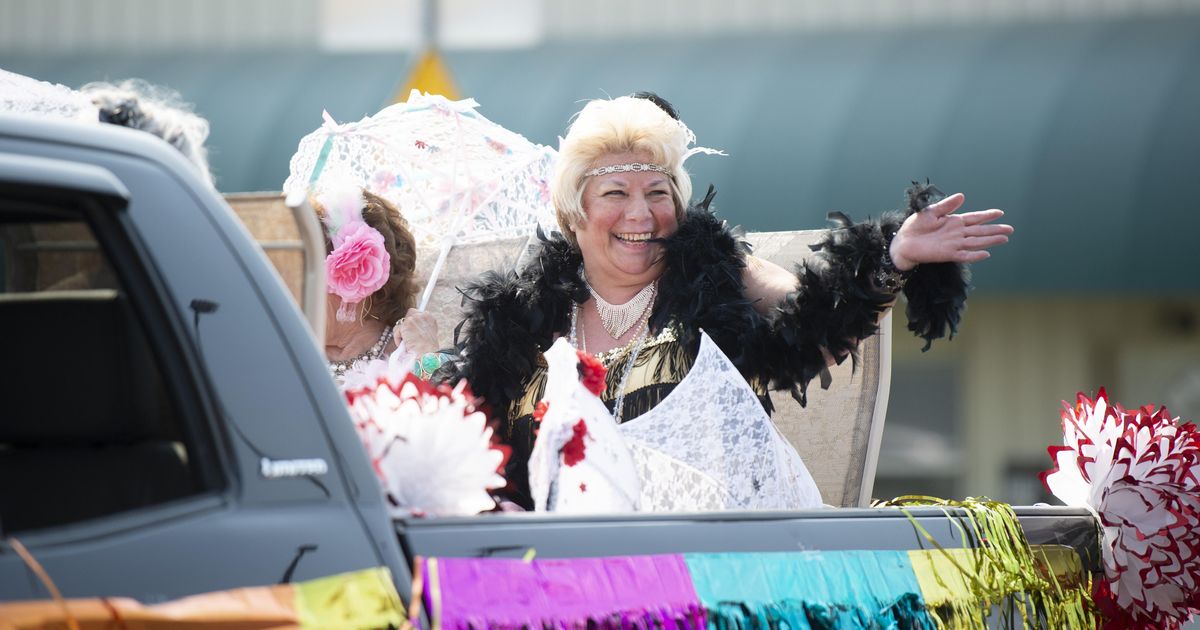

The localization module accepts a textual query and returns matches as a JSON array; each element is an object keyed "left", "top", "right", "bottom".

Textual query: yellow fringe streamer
[
  {"left": 291, "top": 566, "right": 408, "bottom": 629},
  {"left": 877, "top": 496, "right": 1097, "bottom": 629}
]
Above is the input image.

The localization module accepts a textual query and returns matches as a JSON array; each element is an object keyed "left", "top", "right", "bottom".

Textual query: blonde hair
[{"left": 552, "top": 96, "right": 696, "bottom": 245}]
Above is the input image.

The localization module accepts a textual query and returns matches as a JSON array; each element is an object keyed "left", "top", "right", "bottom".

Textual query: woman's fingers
[
  {"left": 964, "top": 223, "right": 1014, "bottom": 238},
  {"left": 403, "top": 308, "right": 427, "bottom": 325},
  {"left": 958, "top": 250, "right": 991, "bottom": 263},
  {"left": 403, "top": 314, "right": 434, "bottom": 335},
  {"left": 926, "top": 192, "right": 965, "bottom": 217},
  {"left": 959, "top": 208, "right": 1006, "bottom": 226},
  {"left": 963, "top": 234, "right": 1010, "bottom": 250},
  {"left": 400, "top": 310, "right": 441, "bottom": 356}
]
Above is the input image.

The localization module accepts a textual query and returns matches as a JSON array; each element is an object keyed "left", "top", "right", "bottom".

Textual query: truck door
[{"left": 0, "top": 142, "right": 395, "bottom": 603}]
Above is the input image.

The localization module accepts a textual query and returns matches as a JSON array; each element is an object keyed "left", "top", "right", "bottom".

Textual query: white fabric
[
  {"left": 619, "top": 332, "right": 823, "bottom": 511},
  {"left": 283, "top": 90, "right": 556, "bottom": 248},
  {"left": 0, "top": 69, "right": 98, "bottom": 122},
  {"left": 528, "top": 339, "right": 641, "bottom": 513}
]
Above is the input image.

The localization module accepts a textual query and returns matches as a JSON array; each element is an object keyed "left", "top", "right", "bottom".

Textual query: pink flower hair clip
[{"left": 319, "top": 184, "right": 391, "bottom": 322}]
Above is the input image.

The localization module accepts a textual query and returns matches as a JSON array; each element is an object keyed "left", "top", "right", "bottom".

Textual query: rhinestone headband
[{"left": 583, "top": 162, "right": 671, "bottom": 178}]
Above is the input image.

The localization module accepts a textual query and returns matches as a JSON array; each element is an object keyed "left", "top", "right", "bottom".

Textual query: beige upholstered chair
[
  {"left": 226, "top": 193, "right": 890, "bottom": 508},
  {"left": 745, "top": 232, "right": 891, "bottom": 508},
  {"left": 224, "top": 193, "right": 309, "bottom": 304}
]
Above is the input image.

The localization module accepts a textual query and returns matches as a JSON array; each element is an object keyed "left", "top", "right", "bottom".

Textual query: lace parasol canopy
[
  {"left": 0, "top": 69, "right": 98, "bottom": 122},
  {"left": 283, "top": 90, "right": 557, "bottom": 310},
  {"left": 283, "top": 90, "right": 556, "bottom": 248}
]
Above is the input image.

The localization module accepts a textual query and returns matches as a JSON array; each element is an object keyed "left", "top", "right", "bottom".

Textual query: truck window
[{"left": 0, "top": 205, "right": 211, "bottom": 533}]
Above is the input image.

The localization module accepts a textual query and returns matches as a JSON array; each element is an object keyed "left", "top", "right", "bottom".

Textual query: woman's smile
[
  {"left": 615, "top": 232, "right": 653, "bottom": 242},
  {"left": 613, "top": 231, "right": 657, "bottom": 251}
]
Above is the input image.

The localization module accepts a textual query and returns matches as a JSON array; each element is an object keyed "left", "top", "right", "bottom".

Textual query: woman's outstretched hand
[{"left": 889, "top": 193, "right": 1013, "bottom": 271}]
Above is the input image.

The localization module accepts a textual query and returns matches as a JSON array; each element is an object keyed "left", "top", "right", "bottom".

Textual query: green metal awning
[{"left": 5, "top": 16, "right": 1198, "bottom": 292}]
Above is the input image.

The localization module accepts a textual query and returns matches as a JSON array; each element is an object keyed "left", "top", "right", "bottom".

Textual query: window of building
[{"left": 873, "top": 362, "right": 963, "bottom": 502}]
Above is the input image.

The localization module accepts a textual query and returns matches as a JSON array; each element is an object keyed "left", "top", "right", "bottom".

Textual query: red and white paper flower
[
  {"left": 1042, "top": 389, "right": 1200, "bottom": 629},
  {"left": 345, "top": 372, "right": 507, "bottom": 517}
]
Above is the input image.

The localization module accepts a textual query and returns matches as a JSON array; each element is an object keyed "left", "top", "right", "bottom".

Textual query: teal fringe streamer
[{"left": 686, "top": 552, "right": 937, "bottom": 630}]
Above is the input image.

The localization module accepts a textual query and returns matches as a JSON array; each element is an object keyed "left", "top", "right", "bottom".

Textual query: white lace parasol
[
  {"left": 283, "top": 90, "right": 557, "bottom": 310},
  {"left": 0, "top": 69, "right": 98, "bottom": 122}
]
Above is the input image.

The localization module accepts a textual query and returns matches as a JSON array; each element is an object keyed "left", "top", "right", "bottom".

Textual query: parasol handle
[
  {"left": 417, "top": 236, "right": 455, "bottom": 312},
  {"left": 391, "top": 237, "right": 454, "bottom": 372}
]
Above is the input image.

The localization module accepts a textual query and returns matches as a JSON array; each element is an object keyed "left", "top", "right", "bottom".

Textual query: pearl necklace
[
  {"left": 328, "top": 324, "right": 393, "bottom": 380},
  {"left": 570, "top": 302, "right": 650, "bottom": 424},
  {"left": 585, "top": 277, "right": 657, "bottom": 340}
]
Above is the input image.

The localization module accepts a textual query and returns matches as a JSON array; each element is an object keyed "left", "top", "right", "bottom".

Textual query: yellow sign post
[{"left": 396, "top": 48, "right": 460, "bottom": 103}]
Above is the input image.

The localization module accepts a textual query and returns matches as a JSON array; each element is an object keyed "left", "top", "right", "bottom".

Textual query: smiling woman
[{"left": 439, "top": 93, "right": 1012, "bottom": 510}]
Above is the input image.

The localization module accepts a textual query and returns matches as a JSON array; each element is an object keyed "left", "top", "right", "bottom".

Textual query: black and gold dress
[{"left": 441, "top": 185, "right": 968, "bottom": 509}]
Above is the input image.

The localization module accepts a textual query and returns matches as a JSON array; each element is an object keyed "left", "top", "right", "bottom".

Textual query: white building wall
[
  {"left": 2, "top": 0, "right": 1199, "bottom": 53},
  {"left": 544, "top": 0, "right": 1200, "bottom": 40},
  {"left": 318, "top": 0, "right": 544, "bottom": 51},
  {"left": 0, "top": 0, "right": 318, "bottom": 53}
]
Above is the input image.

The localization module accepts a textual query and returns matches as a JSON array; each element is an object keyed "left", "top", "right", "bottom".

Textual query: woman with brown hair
[{"left": 313, "top": 185, "right": 441, "bottom": 385}]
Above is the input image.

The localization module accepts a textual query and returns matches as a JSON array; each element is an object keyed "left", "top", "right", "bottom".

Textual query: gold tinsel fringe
[{"left": 876, "top": 496, "right": 1098, "bottom": 630}]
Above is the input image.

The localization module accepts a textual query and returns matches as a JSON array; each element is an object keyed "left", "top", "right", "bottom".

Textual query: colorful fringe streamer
[
  {"left": 415, "top": 554, "right": 704, "bottom": 629},
  {"left": 412, "top": 502, "right": 1097, "bottom": 629},
  {"left": 0, "top": 567, "right": 406, "bottom": 629}
]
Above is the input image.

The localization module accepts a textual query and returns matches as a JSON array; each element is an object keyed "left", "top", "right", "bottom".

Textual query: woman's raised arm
[{"left": 742, "top": 255, "right": 799, "bottom": 315}]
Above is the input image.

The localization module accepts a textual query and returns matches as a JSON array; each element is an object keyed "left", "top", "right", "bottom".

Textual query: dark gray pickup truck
[{"left": 0, "top": 114, "right": 1101, "bottom": 621}]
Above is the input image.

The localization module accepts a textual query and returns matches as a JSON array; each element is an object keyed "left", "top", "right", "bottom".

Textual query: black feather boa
[
  {"left": 893, "top": 182, "right": 972, "bottom": 351},
  {"left": 443, "top": 228, "right": 585, "bottom": 432},
  {"left": 441, "top": 183, "right": 970, "bottom": 427},
  {"left": 770, "top": 208, "right": 897, "bottom": 405}
]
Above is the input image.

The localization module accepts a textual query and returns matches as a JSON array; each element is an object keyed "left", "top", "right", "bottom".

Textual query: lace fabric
[
  {"left": 0, "top": 69, "right": 98, "bottom": 122},
  {"left": 619, "top": 332, "right": 823, "bottom": 511},
  {"left": 283, "top": 91, "right": 557, "bottom": 248}
]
